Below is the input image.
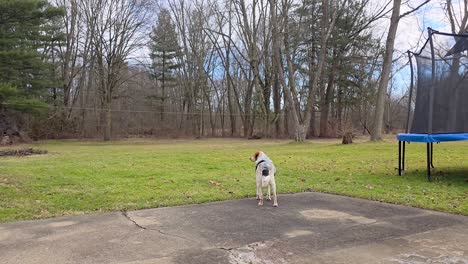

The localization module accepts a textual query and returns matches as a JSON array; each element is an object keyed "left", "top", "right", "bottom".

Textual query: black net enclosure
[{"left": 409, "top": 28, "right": 468, "bottom": 134}]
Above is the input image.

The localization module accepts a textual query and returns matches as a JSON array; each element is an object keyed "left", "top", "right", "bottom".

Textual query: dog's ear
[{"left": 254, "top": 151, "right": 260, "bottom": 161}]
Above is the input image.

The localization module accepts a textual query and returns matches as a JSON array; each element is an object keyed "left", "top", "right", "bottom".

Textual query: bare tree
[
  {"left": 34, "top": 0, "right": 415, "bottom": 140},
  {"left": 85, "top": 0, "right": 149, "bottom": 141},
  {"left": 446, "top": 0, "right": 468, "bottom": 34},
  {"left": 371, "top": 0, "right": 430, "bottom": 141}
]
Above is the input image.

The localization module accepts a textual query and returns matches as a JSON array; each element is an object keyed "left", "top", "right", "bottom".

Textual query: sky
[{"left": 370, "top": 0, "right": 466, "bottom": 96}]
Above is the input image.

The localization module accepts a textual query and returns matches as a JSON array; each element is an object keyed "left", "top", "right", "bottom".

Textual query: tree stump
[
  {"left": 342, "top": 132, "right": 353, "bottom": 144},
  {"left": 0, "top": 135, "right": 11, "bottom": 146}
]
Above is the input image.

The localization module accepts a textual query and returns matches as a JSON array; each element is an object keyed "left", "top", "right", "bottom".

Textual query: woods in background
[{"left": 1, "top": 0, "right": 464, "bottom": 142}]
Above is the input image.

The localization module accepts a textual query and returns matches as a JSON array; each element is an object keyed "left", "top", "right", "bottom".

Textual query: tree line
[{"left": 0, "top": 0, "right": 466, "bottom": 142}]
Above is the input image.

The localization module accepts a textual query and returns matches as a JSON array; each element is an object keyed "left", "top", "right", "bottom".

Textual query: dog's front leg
[
  {"left": 271, "top": 180, "right": 278, "bottom": 207},
  {"left": 257, "top": 184, "right": 263, "bottom": 206}
]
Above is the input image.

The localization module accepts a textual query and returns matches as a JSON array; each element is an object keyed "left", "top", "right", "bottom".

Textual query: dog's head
[{"left": 250, "top": 151, "right": 264, "bottom": 162}]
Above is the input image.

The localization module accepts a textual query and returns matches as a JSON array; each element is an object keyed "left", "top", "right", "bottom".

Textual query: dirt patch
[{"left": 0, "top": 148, "right": 47, "bottom": 157}]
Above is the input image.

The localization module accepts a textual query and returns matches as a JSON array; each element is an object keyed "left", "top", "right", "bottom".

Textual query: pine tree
[
  {"left": 149, "top": 8, "right": 180, "bottom": 123},
  {"left": 0, "top": 0, "right": 63, "bottom": 136}
]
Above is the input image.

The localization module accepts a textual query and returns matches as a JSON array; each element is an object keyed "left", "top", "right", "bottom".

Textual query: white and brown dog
[{"left": 250, "top": 151, "right": 278, "bottom": 207}]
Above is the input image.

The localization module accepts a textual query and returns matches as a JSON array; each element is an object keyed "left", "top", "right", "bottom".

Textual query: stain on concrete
[
  {"left": 284, "top": 230, "right": 313, "bottom": 238},
  {"left": 47, "top": 221, "right": 77, "bottom": 228},
  {"left": 0, "top": 228, "right": 35, "bottom": 242},
  {"left": 108, "top": 238, "right": 120, "bottom": 243},
  {"left": 300, "top": 209, "right": 377, "bottom": 224},
  {"left": 0, "top": 230, "right": 11, "bottom": 241},
  {"left": 385, "top": 253, "right": 468, "bottom": 264},
  {"left": 37, "top": 229, "right": 90, "bottom": 242},
  {"left": 384, "top": 227, "right": 468, "bottom": 264},
  {"left": 121, "top": 256, "right": 174, "bottom": 264},
  {"left": 227, "top": 241, "right": 285, "bottom": 264}
]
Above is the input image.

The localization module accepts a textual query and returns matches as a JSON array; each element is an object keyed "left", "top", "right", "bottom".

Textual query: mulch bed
[{"left": 0, "top": 148, "right": 48, "bottom": 157}]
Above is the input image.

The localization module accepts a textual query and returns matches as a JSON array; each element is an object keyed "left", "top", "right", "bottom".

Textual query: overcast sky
[{"left": 370, "top": 0, "right": 466, "bottom": 95}]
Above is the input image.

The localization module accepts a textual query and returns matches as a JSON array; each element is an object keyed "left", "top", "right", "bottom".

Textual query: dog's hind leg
[
  {"left": 267, "top": 185, "right": 271, "bottom": 201},
  {"left": 271, "top": 180, "right": 278, "bottom": 207},
  {"left": 257, "top": 184, "right": 263, "bottom": 206}
]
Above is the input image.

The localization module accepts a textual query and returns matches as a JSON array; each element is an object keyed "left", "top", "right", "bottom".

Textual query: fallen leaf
[{"left": 209, "top": 180, "right": 223, "bottom": 187}]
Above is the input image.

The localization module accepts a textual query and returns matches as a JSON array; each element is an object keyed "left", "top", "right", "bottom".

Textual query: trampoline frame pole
[
  {"left": 426, "top": 28, "right": 436, "bottom": 181},
  {"left": 431, "top": 142, "right": 434, "bottom": 168},
  {"left": 399, "top": 51, "right": 413, "bottom": 178},
  {"left": 398, "top": 140, "right": 406, "bottom": 176},
  {"left": 406, "top": 51, "right": 414, "bottom": 134},
  {"left": 398, "top": 141, "right": 401, "bottom": 175},
  {"left": 402, "top": 141, "right": 406, "bottom": 171},
  {"left": 428, "top": 27, "right": 436, "bottom": 135},
  {"left": 427, "top": 143, "right": 432, "bottom": 181}
]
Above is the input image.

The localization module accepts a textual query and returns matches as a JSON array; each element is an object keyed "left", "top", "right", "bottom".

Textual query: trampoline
[{"left": 397, "top": 28, "right": 468, "bottom": 181}]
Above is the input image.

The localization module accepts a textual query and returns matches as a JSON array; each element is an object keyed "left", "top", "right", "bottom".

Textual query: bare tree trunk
[
  {"left": 103, "top": 100, "right": 112, "bottom": 141},
  {"left": 306, "top": 58, "right": 317, "bottom": 138},
  {"left": 273, "top": 71, "right": 281, "bottom": 137},
  {"left": 270, "top": 0, "right": 302, "bottom": 140},
  {"left": 371, "top": 0, "right": 401, "bottom": 141},
  {"left": 284, "top": 105, "right": 289, "bottom": 136},
  {"left": 319, "top": 66, "right": 335, "bottom": 137},
  {"left": 263, "top": 55, "right": 272, "bottom": 138},
  {"left": 336, "top": 85, "right": 343, "bottom": 132},
  {"left": 225, "top": 28, "right": 236, "bottom": 136},
  {"left": 303, "top": 0, "right": 338, "bottom": 138},
  {"left": 161, "top": 51, "right": 166, "bottom": 128}
]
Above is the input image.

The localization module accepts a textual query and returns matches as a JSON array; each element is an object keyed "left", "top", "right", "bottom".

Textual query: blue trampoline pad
[{"left": 397, "top": 133, "right": 468, "bottom": 143}]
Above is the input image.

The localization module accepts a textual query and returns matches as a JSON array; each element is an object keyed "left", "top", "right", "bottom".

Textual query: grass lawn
[{"left": 0, "top": 137, "right": 467, "bottom": 223}]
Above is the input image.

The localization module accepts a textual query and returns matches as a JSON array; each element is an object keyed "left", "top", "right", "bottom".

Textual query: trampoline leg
[
  {"left": 402, "top": 141, "right": 406, "bottom": 171},
  {"left": 430, "top": 142, "right": 434, "bottom": 168},
  {"left": 427, "top": 143, "right": 432, "bottom": 182},
  {"left": 398, "top": 141, "right": 402, "bottom": 176}
]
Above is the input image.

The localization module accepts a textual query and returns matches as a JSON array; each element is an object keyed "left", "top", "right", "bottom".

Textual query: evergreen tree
[
  {"left": 0, "top": 0, "right": 63, "bottom": 136},
  {"left": 149, "top": 8, "right": 180, "bottom": 123}
]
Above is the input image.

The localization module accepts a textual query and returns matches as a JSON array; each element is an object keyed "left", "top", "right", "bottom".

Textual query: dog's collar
[{"left": 256, "top": 160, "right": 266, "bottom": 170}]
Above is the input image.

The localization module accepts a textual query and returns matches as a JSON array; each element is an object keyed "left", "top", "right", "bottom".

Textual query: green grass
[{"left": 0, "top": 137, "right": 467, "bottom": 223}]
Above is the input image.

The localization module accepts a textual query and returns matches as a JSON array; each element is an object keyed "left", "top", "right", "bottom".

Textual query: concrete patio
[{"left": 1, "top": 192, "right": 467, "bottom": 263}]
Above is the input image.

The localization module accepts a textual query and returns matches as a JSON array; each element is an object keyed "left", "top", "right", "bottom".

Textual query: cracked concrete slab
[{"left": 0, "top": 192, "right": 467, "bottom": 264}]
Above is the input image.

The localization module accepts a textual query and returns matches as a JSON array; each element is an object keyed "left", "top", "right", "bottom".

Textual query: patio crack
[
  {"left": 121, "top": 211, "right": 198, "bottom": 242},
  {"left": 213, "top": 241, "right": 265, "bottom": 252},
  {"left": 216, "top": 246, "right": 235, "bottom": 251}
]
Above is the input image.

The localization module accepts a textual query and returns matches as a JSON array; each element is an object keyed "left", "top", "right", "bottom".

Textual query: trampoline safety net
[{"left": 410, "top": 30, "right": 468, "bottom": 134}]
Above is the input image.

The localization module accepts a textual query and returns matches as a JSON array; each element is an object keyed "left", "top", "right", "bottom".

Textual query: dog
[{"left": 249, "top": 151, "right": 278, "bottom": 207}]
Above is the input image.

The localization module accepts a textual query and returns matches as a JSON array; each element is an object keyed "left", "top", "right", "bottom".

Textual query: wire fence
[
  {"left": 1, "top": 102, "right": 291, "bottom": 139},
  {"left": 1, "top": 102, "right": 286, "bottom": 116}
]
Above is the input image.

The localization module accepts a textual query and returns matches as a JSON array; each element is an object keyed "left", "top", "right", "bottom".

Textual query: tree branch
[{"left": 399, "top": 0, "right": 430, "bottom": 18}]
